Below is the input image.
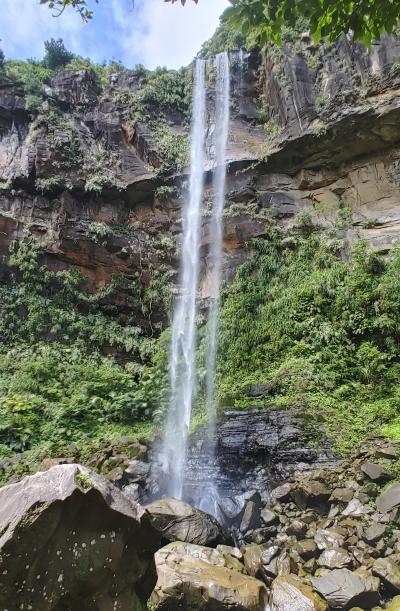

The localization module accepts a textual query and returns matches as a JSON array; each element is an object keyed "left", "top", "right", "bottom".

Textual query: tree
[
  {"left": 43, "top": 38, "right": 75, "bottom": 69},
  {"left": 224, "top": 0, "right": 400, "bottom": 47}
]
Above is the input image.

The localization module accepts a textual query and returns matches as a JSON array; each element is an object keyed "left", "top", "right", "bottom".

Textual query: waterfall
[
  {"left": 198, "top": 52, "right": 230, "bottom": 517},
  {"left": 157, "top": 59, "right": 207, "bottom": 500}
]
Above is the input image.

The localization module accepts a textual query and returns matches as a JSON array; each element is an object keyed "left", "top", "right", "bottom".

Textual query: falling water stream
[
  {"left": 197, "top": 52, "right": 230, "bottom": 516},
  {"left": 156, "top": 59, "right": 207, "bottom": 499},
  {"left": 154, "top": 53, "right": 231, "bottom": 512}
]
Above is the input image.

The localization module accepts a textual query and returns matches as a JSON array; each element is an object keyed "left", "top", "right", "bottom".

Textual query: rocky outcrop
[
  {"left": 0, "top": 34, "right": 400, "bottom": 316},
  {"left": 0, "top": 463, "right": 159, "bottom": 610},
  {"left": 179, "top": 408, "right": 338, "bottom": 526}
]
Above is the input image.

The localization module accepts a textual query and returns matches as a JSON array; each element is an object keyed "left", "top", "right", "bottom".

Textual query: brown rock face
[{"left": 0, "top": 464, "right": 160, "bottom": 611}]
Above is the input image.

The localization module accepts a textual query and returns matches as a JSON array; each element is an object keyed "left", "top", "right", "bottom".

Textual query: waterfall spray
[
  {"left": 198, "top": 52, "right": 230, "bottom": 516},
  {"left": 157, "top": 59, "right": 207, "bottom": 500}
]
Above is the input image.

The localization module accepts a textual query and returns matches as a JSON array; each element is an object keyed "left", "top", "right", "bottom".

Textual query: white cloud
[
  {"left": 0, "top": 0, "right": 87, "bottom": 61},
  {"left": 0, "top": 0, "right": 229, "bottom": 68},
  {"left": 114, "top": 0, "right": 230, "bottom": 69}
]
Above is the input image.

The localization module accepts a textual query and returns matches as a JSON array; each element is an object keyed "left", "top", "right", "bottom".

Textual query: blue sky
[{"left": 0, "top": 0, "right": 229, "bottom": 69}]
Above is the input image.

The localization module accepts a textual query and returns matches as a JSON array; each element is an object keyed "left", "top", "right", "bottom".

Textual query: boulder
[
  {"left": 291, "top": 480, "right": 331, "bottom": 510},
  {"left": 330, "top": 488, "right": 354, "bottom": 503},
  {"left": 144, "top": 497, "right": 228, "bottom": 547},
  {"left": 161, "top": 541, "right": 245, "bottom": 573},
  {"left": 317, "top": 548, "right": 353, "bottom": 569},
  {"left": 363, "top": 522, "right": 386, "bottom": 544},
  {"left": 295, "top": 539, "right": 318, "bottom": 560},
  {"left": 0, "top": 464, "right": 159, "bottom": 611},
  {"left": 271, "top": 483, "right": 292, "bottom": 503},
  {"left": 342, "top": 499, "right": 373, "bottom": 516},
  {"left": 151, "top": 544, "right": 268, "bottom": 610},
  {"left": 361, "top": 460, "right": 390, "bottom": 483},
  {"left": 372, "top": 557, "right": 400, "bottom": 593},
  {"left": 123, "top": 459, "right": 150, "bottom": 483},
  {"left": 315, "top": 528, "right": 345, "bottom": 550},
  {"left": 240, "top": 500, "right": 260, "bottom": 533},
  {"left": 312, "top": 568, "right": 380, "bottom": 609},
  {"left": 261, "top": 507, "right": 278, "bottom": 525},
  {"left": 270, "top": 575, "right": 328, "bottom": 610},
  {"left": 242, "top": 544, "right": 267, "bottom": 576},
  {"left": 377, "top": 483, "right": 400, "bottom": 514}
]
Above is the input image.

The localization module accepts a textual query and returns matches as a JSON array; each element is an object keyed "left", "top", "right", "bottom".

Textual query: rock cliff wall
[{"left": 1, "top": 34, "right": 400, "bottom": 319}]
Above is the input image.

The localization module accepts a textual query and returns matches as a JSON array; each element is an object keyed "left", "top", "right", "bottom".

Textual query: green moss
[{"left": 75, "top": 471, "right": 93, "bottom": 490}]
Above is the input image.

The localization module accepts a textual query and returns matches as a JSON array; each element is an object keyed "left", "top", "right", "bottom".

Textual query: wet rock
[
  {"left": 123, "top": 459, "right": 150, "bottom": 483},
  {"left": 151, "top": 544, "right": 268, "bottom": 610},
  {"left": 269, "top": 575, "right": 328, "bottom": 610},
  {"left": 240, "top": 500, "right": 260, "bottom": 533},
  {"left": 261, "top": 507, "right": 278, "bottom": 525},
  {"left": 312, "top": 568, "right": 380, "bottom": 609},
  {"left": 0, "top": 464, "right": 159, "bottom": 611},
  {"left": 122, "top": 482, "right": 143, "bottom": 503},
  {"left": 361, "top": 460, "right": 391, "bottom": 483},
  {"left": 372, "top": 557, "right": 400, "bottom": 593},
  {"left": 144, "top": 497, "right": 228, "bottom": 547},
  {"left": 377, "top": 483, "right": 400, "bottom": 514},
  {"left": 317, "top": 548, "right": 353, "bottom": 569}
]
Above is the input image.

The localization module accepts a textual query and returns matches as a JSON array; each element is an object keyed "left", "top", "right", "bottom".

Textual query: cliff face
[{"left": 1, "top": 33, "right": 400, "bottom": 316}]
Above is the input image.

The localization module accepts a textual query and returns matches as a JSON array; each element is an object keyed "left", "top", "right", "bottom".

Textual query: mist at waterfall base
[{"left": 151, "top": 53, "right": 231, "bottom": 519}]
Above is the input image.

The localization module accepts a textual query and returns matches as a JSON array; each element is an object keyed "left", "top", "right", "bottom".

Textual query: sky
[{"left": 0, "top": 0, "right": 229, "bottom": 69}]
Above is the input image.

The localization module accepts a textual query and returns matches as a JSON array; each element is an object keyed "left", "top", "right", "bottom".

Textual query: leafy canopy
[
  {"left": 224, "top": 0, "right": 400, "bottom": 47},
  {"left": 39, "top": 0, "right": 399, "bottom": 47}
]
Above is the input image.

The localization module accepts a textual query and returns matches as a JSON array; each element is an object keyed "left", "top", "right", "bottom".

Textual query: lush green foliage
[
  {"left": 200, "top": 18, "right": 245, "bottom": 58},
  {"left": 225, "top": 0, "right": 400, "bottom": 47},
  {"left": 44, "top": 38, "right": 74, "bottom": 69},
  {"left": 0, "top": 239, "right": 169, "bottom": 456},
  {"left": 217, "top": 227, "right": 400, "bottom": 452}
]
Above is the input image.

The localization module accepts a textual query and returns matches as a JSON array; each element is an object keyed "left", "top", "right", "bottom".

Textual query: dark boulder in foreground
[
  {"left": 144, "top": 497, "right": 230, "bottom": 547},
  {"left": 0, "top": 464, "right": 160, "bottom": 611}
]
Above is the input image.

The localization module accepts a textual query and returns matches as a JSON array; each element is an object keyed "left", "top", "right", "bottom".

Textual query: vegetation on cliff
[
  {"left": 217, "top": 225, "right": 400, "bottom": 452},
  {"left": 0, "top": 238, "right": 169, "bottom": 459}
]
